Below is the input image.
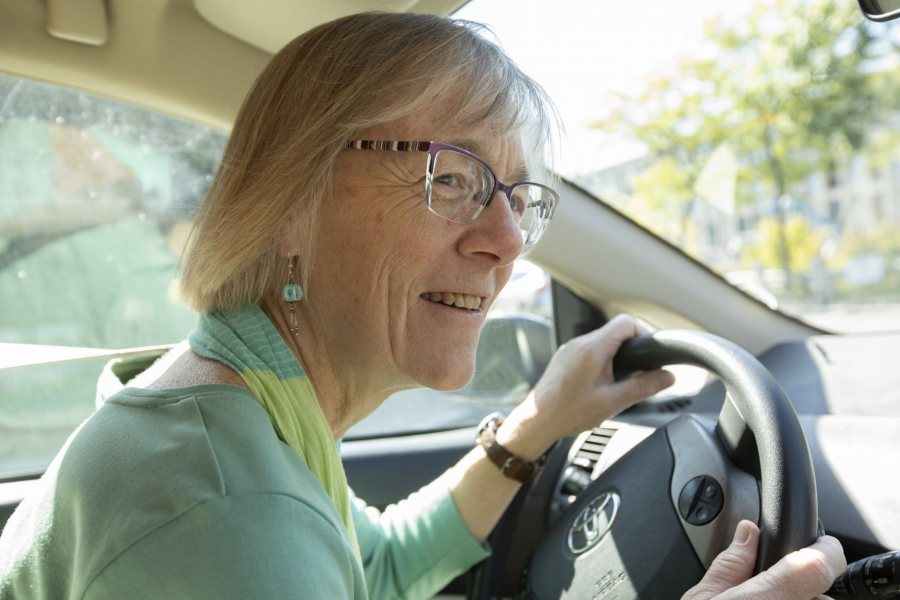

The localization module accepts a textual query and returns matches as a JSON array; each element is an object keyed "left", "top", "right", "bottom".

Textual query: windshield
[{"left": 458, "top": 0, "right": 900, "bottom": 333}]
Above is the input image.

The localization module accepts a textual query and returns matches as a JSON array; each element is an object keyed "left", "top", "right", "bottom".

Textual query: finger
[
  {"left": 606, "top": 368, "right": 675, "bottom": 412},
  {"left": 584, "top": 313, "right": 641, "bottom": 348},
  {"left": 682, "top": 520, "right": 759, "bottom": 600},
  {"left": 577, "top": 314, "right": 642, "bottom": 364},
  {"left": 727, "top": 536, "right": 845, "bottom": 600},
  {"left": 635, "top": 320, "right": 654, "bottom": 337}
]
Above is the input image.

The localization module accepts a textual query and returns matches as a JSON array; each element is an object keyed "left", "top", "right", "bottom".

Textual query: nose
[{"left": 457, "top": 189, "right": 524, "bottom": 264}]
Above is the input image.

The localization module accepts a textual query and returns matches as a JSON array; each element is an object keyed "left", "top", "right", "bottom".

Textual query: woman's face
[{"left": 303, "top": 110, "right": 527, "bottom": 395}]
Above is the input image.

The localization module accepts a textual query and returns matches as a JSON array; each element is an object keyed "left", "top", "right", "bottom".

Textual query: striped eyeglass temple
[{"left": 344, "top": 140, "right": 432, "bottom": 152}]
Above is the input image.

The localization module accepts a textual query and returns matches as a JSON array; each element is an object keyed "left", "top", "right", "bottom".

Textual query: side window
[
  {"left": 0, "top": 74, "right": 226, "bottom": 478},
  {"left": 0, "top": 73, "right": 555, "bottom": 474},
  {"left": 347, "top": 259, "right": 554, "bottom": 439}
]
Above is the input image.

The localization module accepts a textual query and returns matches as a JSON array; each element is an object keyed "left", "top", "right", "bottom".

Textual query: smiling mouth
[{"left": 421, "top": 292, "right": 484, "bottom": 311}]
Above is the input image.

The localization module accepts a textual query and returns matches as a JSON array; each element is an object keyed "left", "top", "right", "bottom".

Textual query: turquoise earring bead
[{"left": 282, "top": 283, "right": 303, "bottom": 302}]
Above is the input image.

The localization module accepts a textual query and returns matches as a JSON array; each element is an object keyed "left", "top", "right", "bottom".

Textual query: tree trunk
[{"left": 764, "top": 125, "right": 793, "bottom": 294}]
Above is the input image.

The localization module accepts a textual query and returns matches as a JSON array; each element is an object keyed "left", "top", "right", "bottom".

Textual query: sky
[{"left": 456, "top": 0, "right": 757, "bottom": 174}]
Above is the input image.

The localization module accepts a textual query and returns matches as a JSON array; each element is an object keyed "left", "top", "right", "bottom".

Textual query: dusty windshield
[{"left": 459, "top": 0, "right": 900, "bottom": 332}]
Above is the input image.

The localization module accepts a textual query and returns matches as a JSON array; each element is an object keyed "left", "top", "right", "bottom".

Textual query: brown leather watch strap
[{"left": 476, "top": 412, "right": 546, "bottom": 483}]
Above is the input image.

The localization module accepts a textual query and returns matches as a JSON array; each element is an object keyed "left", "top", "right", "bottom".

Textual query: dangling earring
[{"left": 282, "top": 255, "right": 304, "bottom": 336}]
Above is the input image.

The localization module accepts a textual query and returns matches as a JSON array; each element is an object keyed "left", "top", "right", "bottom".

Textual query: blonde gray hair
[{"left": 180, "top": 11, "right": 556, "bottom": 312}]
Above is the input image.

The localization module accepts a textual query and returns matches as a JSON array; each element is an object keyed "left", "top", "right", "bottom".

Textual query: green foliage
[
  {"left": 631, "top": 157, "right": 695, "bottom": 243},
  {"left": 827, "top": 226, "right": 900, "bottom": 300},
  {"left": 743, "top": 216, "right": 828, "bottom": 272},
  {"left": 596, "top": 0, "right": 899, "bottom": 277},
  {"left": 828, "top": 225, "right": 900, "bottom": 268}
]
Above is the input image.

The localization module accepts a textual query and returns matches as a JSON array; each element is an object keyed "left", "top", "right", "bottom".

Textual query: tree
[
  {"left": 596, "top": 0, "right": 899, "bottom": 291},
  {"left": 630, "top": 157, "right": 695, "bottom": 244},
  {"left": 744, "top": 215, "right": 828, "bottom": 273}
]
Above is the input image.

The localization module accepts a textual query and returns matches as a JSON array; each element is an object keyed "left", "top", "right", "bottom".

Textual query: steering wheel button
[
  {"left": 678, "top": 476, "right": 703, "bottom": 518},
  {"left": 688, "top": 500, "right": 721, "bottom": 526},
  {"left": 695, "top": 505, "right": 709, "bottom": 521},
  {"left": 701, "top": 477, "right": 724, "bottom": 508},
  {"left": 678, "top": 475, "right": 725, "bottom": 525}
]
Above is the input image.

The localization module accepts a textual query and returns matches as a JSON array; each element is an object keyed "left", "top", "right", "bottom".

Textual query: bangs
[{"left": 339, "top": 17, "right": 558, "bottom": 176}]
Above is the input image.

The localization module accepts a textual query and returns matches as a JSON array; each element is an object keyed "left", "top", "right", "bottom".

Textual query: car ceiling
[{"left": 0, "top": 0, "right": 467, "bottom": 129}]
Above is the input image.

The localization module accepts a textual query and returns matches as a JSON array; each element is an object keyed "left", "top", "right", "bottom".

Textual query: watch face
[
  {"left": 475, "top": 412, "right": 538, "bottom": 482},
  {"left": 476, "top": 412, "right": 503, "bottom": 443}
]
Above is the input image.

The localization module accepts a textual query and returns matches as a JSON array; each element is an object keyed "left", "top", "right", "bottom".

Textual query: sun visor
[{"left": 193, "top": 0, "right": 468, "bottom": 53}]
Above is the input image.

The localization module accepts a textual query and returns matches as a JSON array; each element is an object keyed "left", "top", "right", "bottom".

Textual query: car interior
[{"left": 1, "top": 0, "right": 899, "bottom": 598}]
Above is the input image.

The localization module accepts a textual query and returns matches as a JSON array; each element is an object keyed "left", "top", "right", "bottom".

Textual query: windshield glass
[{"left": 458, "top": 0, "right": 900, "bottom": 333}]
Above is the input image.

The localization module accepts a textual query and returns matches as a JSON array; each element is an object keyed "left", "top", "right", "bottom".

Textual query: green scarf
[{"left": 189, "top": 305, "right": 359, "bottom": 559}]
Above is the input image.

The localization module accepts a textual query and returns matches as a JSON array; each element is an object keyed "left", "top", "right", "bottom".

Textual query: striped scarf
[{"left": 189, "top": 305, "right": 359, "bottom": 559}]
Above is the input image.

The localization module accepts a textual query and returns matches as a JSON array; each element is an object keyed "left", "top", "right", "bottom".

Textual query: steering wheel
[{"left": 519, "top": 330, "right": 819, "bottom": 599}]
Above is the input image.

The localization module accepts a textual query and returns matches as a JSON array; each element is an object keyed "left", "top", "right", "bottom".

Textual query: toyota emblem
[{"left": 567, "top": 491, "right": 620, "bottom": 555}]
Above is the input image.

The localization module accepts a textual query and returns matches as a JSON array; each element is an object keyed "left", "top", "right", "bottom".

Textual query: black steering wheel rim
[
  {"left": 613, "top": 330, "right": 819, "bottom": 570},
  {"left": 509, "top": 330, "right": 819, "bottom": 599}
]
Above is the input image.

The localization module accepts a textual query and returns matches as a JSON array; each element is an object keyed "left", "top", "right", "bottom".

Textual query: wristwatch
[{"left": 476, "top": 412, "right": 549, "bottom": 483}]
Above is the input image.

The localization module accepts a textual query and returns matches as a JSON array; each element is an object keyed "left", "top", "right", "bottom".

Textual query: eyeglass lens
[{"left": 429, "top": 149, "right": 552, "bottom": 246}]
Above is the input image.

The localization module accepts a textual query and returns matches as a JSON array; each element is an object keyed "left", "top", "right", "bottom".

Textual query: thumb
[{"left": 682, "top": 521, "right": 759, "bottom": 600}]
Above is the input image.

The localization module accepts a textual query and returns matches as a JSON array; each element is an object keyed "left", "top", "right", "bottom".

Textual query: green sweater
[{"left": 0, "top": 385, "right": 489, "bottom": 599}]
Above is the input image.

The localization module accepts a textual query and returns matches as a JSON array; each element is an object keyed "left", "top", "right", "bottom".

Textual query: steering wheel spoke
[{"left": 667, "top": 414, "right": 759, "bottom": 568}]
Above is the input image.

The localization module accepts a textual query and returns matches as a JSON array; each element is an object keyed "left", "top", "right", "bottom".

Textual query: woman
[{"left": 0, "top": 12, "right": 844, "bottom": 600}]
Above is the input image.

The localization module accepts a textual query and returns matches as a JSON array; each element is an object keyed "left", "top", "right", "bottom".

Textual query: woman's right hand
[
  {"left": 494, "top": 314, "right": 674, "bottom": 461},
  {"left": 682, "top": 520, "right": 846, "bottom": 600}
]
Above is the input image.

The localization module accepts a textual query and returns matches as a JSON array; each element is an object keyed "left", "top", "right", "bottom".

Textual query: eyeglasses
[{"left": 343, "top": 140, "right": 558, "bottom": 249}]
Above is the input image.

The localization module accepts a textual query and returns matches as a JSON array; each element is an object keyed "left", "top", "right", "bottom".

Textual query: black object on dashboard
[{"left": 828, "top": 550, "right": 900, "bottom": 598}]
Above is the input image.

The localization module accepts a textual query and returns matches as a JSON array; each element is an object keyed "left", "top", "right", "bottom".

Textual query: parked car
[{"left": 1, "top": 0, "right": 898, "bottom": 597}]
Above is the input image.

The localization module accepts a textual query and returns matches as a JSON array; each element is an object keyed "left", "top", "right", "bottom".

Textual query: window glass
[
  {"left": 459, "top": 0, "right": 900, "bottom": 333},
  {"left": 0, "top": 74, "right": 555, "bottom": 474},
  {"left": 0, "top": 74, "right": 226, "bottom": 478},
  {"left": 346, "top": 259, "right": 554, "bottom": 439}
]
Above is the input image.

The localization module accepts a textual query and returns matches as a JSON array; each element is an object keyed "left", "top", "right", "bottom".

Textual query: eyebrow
[
  {"left": 448, "top": 138, "right": 533, "bottom": 182},
  {"left": 510, "top": 165, "right": 533, "bottom": 182},
  {"left": 448, "top": 138, "right": 484, "bottom": 156}
]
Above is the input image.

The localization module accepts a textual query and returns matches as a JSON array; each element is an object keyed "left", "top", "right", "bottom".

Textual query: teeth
[{"left": 422, "top": 292, "right": 483, "bottom": 310}]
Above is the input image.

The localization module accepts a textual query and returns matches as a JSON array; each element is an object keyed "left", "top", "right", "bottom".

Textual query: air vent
[
  {"left": 572, "top": 426, "right": 617, "bottom": 472},
  {"left": 655, "top": 397, "right": 693, "bottom": 413}
]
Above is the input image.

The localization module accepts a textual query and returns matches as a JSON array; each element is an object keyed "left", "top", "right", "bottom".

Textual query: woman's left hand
[
  {"left": 682, "top": 521, "right": 845, "bottom": 600},
  {"left": 494, "top": 313, "right": 675, "bottom": 460}
]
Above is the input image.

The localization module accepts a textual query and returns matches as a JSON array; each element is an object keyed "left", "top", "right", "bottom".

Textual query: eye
[
  {"left": 508, "top": 190, "right": 528, "bottom": 217},
  {"left": 433, "top": 170, "right": 486, "bottom": 206},
  {"left": 434, "top": 172, "right": 468, "bottom": 189}
]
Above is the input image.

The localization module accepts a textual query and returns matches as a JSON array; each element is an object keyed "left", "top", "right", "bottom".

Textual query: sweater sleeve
[
  {"left": 83, "top": 493, "right": 365, "bottom": 600},
  {"left": 352, "top": 480, "right": 490, "bottom": 600}
]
